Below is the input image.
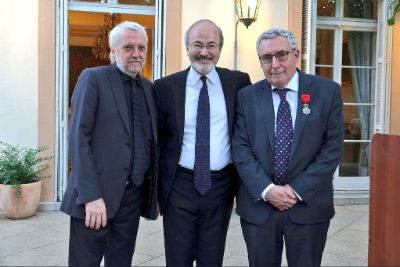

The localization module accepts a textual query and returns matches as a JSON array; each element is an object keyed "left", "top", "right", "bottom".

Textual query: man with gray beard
[
  {"left": 61, "top": 21, "right": 158, "bottom": 267},
  {"left": 154, "top": 19, "right": 251, "bottom": 266}
]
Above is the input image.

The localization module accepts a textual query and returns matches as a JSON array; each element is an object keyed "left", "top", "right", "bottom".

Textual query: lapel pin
[{"left": 301, "top": 93, "right": 311, "bottom": 115}]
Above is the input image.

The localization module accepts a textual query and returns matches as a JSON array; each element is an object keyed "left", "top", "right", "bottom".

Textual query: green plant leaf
[
  {"left": 396, "top": 2, "right": 400, "bottom": 12},
  {"left": 388, "top": 1, "right": 400, "bottom": 26},
  {"left": 0, "top": 141, "right": 53, "bottom": 197}
]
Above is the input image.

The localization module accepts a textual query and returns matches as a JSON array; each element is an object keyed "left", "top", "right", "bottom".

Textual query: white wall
[
  {"left": 180, "top": 0, "right": 288, "bottom": 82},
  {"left": 0, "top": 1, "right": 38, "bottom": 147},
  {"left": 237, "top": 0, "right": 288, "bottom": 82}
]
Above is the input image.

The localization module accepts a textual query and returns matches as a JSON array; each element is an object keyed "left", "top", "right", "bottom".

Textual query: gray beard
[
  {"left": 191, "top": 61, "right": 215, "bottom": 75},
  {"left": 116, "top": 59, "right": 143, "bottom": 77}
]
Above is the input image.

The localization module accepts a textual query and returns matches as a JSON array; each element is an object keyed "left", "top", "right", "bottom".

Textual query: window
[
  {"left": 311, "top": 0, "right": 381, "bottom": 190},
  {"left": 69, "top": 0, "right": 155, "bottom": 5}
]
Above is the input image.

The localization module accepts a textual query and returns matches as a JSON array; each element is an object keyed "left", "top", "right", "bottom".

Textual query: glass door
[{"left": 56, "top": 0, "right": 164, "bottom": 200}]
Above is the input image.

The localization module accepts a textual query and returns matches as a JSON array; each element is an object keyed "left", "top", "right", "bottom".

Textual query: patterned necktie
[
  {"left": 274, "top": 88, "right": 293, "bottom": 185},
  {"left": 194, "top": 76, "right": 211, "bottom": 195}
]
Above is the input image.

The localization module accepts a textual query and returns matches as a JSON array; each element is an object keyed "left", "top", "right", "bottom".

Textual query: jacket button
[{"left": 126, "top": 142, "right": 131, "bottom": 147}]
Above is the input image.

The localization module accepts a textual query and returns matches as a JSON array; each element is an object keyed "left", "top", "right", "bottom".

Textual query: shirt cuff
[
  {"left": 292, "top": 189, "right": 303, "bottom": 201},
  {"left": 261, "top": 183, "right": 275, "bottom": 201}
]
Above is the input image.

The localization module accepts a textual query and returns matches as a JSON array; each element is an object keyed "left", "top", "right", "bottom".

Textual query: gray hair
[
  {"left": 256, "top": 28, "right": 297, "bottom": 52},
  {"left": 108, "top": 21, "right": 148, "bottom": 63},
  {"left": 184, "top": 19, "right": 224, "bottom": 49}
]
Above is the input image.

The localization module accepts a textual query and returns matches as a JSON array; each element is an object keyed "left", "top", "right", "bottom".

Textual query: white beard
[
  {"left": 191, "top": 61, "right": 215, "bottom": 75},
  {"left": 116, "top": 58, "right": 143, "bottom": 77}
]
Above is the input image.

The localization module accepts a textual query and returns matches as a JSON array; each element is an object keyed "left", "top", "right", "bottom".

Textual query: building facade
[{"left": 0, "top": 0, "right": 399, "bottom": 206}]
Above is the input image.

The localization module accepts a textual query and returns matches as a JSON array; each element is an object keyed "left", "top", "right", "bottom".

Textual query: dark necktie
[
  {"left": 274, "top": 88, "right": 293, "bottom": 185},
  {"left": 194, "top": 76, "right": 211, "bottom": 195}
]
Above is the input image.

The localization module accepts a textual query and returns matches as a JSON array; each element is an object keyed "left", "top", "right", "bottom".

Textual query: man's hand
[
  {"left": 85, "top": 198, "right": 107, "bottom": 230},
  {"left": 266, "top": 185, "right": 298, "bottom": 211},
  {"left": 284, "top": 184, "right": 300, "bottom": 201}
]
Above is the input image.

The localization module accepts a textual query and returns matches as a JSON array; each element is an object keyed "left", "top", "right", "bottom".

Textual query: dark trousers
[
  {"left": 68, "top": 184, "right": 143, "bottom": 267},
  {"left": 163, "top": 167, "right": 235, "bottom": 267},
  {"left": 241, "top": 209, "right": 330, "bottom": 267}
]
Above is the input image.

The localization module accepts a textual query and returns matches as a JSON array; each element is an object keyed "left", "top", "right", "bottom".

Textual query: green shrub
[{"left": 0, "top": 141, "right": 52, "bottom": 197}]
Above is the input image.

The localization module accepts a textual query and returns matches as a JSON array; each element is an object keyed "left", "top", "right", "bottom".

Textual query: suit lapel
[
  {"left": 216, "top": 67, "right": 236, "bottom": 136},
  {"left": 107, "top": 64, "right": 131, "bottom": 137},
  {"left": 290, "top": 72, "right": 313, "bottom": 160},
  {"left": 172, "top": 69, "right": 189, "bottom": 143},
  {"left": 257, "top": 80, "right": 275, "bottom": 151}
]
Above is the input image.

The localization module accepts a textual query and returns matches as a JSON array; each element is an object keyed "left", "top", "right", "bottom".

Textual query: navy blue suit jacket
[{"left": 232, "top": 71, "right": 344, "bottom": 225}]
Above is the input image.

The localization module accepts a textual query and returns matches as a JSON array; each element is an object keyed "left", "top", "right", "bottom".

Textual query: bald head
[{"left": 184, "top": 19, "right": 224, "bottom": 50}]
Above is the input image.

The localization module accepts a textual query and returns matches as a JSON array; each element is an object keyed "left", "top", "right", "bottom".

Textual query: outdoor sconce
[{"left": 236, "top": 0, "right": 262, "bottom": 28}]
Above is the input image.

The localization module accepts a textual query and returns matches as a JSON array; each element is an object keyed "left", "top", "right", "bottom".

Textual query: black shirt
[{"left": 118, "top": 69, "right": 144, "bottom": 181}]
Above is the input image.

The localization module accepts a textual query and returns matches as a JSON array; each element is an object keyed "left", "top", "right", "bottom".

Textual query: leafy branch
[
  {"left": 388, "top": 0, "right": 400, "bottom": 26},
  {"left": 0, "top": 141, "right": 52, "bottom": 197}
]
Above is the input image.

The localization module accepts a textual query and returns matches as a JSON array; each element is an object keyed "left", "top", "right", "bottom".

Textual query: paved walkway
[{"left": 0, "top": 205, "right": 369, "bottom": 266}]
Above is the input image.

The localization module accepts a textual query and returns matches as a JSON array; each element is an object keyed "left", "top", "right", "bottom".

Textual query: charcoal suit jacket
[
  {"left": 232, "top": 70, "right": 344, "bottom": 225},
  {"left": 61, "top": 63, "right": 158, "bottom": 220}
]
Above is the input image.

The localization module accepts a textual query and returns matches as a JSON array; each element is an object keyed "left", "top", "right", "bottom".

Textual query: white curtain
[{"left": 348, "top": 31, "right": 374, "bottom": 176}]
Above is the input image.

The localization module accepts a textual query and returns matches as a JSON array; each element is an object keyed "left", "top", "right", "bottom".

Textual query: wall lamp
[{"left": 236, "top": 0, "right": 262, "bottom": 28}]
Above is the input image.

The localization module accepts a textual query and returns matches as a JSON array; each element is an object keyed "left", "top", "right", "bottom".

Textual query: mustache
[
  {"left": 195, "top": 55, "right": 213, "bottom": 60},
  {"left": 128, "top": 60, "right": 143, "bottom": 64}
]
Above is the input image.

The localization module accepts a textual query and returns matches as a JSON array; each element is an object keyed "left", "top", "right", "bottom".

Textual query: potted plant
[{"left": 0, "top": 141, "right": 52, "bottom": 219}]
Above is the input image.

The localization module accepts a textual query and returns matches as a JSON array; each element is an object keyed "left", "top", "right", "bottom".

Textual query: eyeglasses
[
  {"left": 259, "top": 51, "right": 293, "bottom": 64},
  {"left": 190, "top": 42, "right": 220, "bottom": 52}
]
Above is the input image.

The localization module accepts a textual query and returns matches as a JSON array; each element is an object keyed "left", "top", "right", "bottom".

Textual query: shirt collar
[
  {"left": 117, "top": 66, "right": 143, "bottom": 88},
  {"left": 188, "top": 66, "right": 218, "bottom": 86},
  {"left": 271, "top": 71, "right": 299, "bottom": 92}
]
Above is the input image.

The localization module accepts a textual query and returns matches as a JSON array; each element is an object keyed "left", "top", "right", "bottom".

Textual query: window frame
[
  {"left": 55, "top": 0, "right": 165, "bottom": 200},
  {"left": 307, "top": 0, "right": 390, "bottom": 191}
]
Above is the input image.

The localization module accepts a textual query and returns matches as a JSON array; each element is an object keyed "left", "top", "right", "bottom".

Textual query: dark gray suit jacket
[
  {"left": 61, "top": 64, "right": 158, "bottom": 220},
  {"left": 232, "top": 71, "right": 344, "bottom": 225},
  {"left": 154, "top": 67, "right": 251, "bottom": 212}
]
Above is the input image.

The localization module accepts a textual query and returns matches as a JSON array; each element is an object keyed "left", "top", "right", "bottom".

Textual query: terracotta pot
[{"left": 0, "top": 181, "right": 42, "bottom": 219}]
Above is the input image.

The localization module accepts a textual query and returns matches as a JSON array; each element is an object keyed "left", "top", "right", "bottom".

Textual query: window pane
[
  {"left": 317, "top": 0, "right": 335, "bottom": 16},
  {"left": 315, "top": 67, "right": 333, "bottom": 80},
  {"left": 344, "top": 0, "right": 377, "bottom": 19},
  {"left": 118, "top": 0, "right": 155, "bottom": 5},
  {"left": 344, "top": 105, "right": 372, "bottom": 140},
  {"left": 341, "top": 74, "right": 356, "bottom": 103},
  {"left": 316, "top": 29, "right": 334, "bottom": 65},
  {"left": 339, "top": 142, "right": 370, "bottom": 176},
  {"left": 69, "top": 0, "right": 107, "bottom": 2},
  {"left": 341, "top": 67, "right": 375, "bottom": 103},
  {"left": 343, "top": 31, "right": 376, "bottom": 67}
]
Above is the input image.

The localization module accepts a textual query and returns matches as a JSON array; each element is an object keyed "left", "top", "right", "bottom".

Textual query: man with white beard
[{"left": 154, "top": 19, "right": 251, "bottom": 267}]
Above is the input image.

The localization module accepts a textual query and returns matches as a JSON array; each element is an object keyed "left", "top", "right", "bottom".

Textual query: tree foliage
[{"left": 388, "top": 1, "right": 400, "bottom": 26}]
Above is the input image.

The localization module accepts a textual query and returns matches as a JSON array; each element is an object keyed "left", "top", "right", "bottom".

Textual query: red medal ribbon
[{"left": 301, "top": 93, "right": 311, "bottom": 104}]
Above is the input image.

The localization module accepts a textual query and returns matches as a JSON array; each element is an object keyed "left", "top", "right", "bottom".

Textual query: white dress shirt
[
  {"left": 178, "top": 66, "right": 231, "bottom": 170},
  {"left": 261, "top": 72, "right": 302, "bottom": 201},
  {"left": 271, "top": 71, "right": 299, "bottom": 130}
]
